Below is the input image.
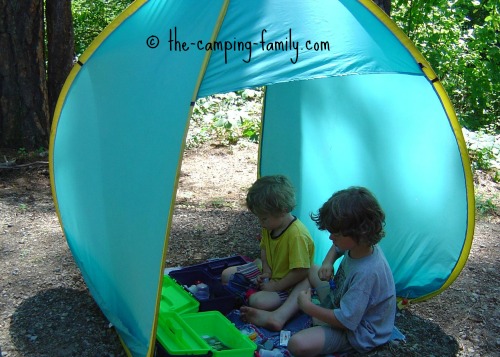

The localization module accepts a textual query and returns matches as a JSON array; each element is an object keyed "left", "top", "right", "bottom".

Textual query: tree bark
[
  {"left": 46, "top": 0, "right": 74, "bottom": 126},
  {"left": 373, "top": 0, "right": 392, "bottom": 16},
  {"left": 0, "top": 0, "right": 49, "bottom": 149}
]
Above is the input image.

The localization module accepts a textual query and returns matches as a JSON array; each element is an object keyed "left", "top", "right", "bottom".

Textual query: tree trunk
[
  {"left": 0, "top": 0, "right": 49, "bottom": 149},
  {"left": 46, "top": 0, "right": 74, "bottom": 126},
  {"left": 373, "top": 0, "right": 392, "bottom": 16}
]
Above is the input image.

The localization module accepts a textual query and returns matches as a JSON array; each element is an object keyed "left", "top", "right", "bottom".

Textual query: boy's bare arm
[
  {"left": 318, "top": 244, "right": 342, "bottom": 281},
  {"left": 298, "top": 290, "right": 347, "bottom": 330},
  {"left": 260, "top": 248, "right": 272, "bottom": 276},
  {"left": 323, "top": 244, "right": 339, "bottom": 266},
  {"left": 303, "top": 299, "right": 347, "bottom": 329},
  {"left": 262, "top": 267, "right": 308, "bottom": 291}
]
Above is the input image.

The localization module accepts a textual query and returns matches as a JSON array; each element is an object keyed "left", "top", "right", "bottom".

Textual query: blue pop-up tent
[{"left": 49, "top": 0, "right": 474, "bottom": 356}]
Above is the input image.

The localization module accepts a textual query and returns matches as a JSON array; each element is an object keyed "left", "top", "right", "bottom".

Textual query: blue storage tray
[
  {"left": 172, "top": 255, "right": 248, "bottom": 280},
  {"left": 168, "top": 268, "right": 242, "bottom": 315}
]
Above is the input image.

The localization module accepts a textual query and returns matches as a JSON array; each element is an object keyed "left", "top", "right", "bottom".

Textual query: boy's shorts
[
  {"left": 314, "top": 287, "right": 353, "bottom": 354},
  {"left": 320, "top": 325, "right": 353, "bottom": 355},
  {"left": 228, "top": 262, "right": 289, "bottom": 302}
]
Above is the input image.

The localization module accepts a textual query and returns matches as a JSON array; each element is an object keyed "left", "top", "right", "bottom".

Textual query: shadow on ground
[
  {"left": 372, "top": 309, "right": 461, "bottom": 357},
  {"left": 9, "top": 287, "right": 125, "bottom": 357},
  {"left": 8, "top": 288, "right": 460, "bottom": 357}
]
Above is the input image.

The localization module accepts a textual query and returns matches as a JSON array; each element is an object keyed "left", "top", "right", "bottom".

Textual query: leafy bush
[
  {"left": 187, "top": 89, "right": 263, "bottom": 148},
  {"left": 475, "top": 194, "right": 498, "bottom": 217},
  {"left": 72, "top": 0, "right": 133, "bottom": 56},
  {"left": 468, "top": 146, "right": 496, "bottom": 171}
]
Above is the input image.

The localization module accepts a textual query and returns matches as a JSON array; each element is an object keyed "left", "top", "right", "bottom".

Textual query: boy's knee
[
  {"left": 248, "top": 292, "right": 281, "bottom": 311},
  {"left": 248, "top": 292, "right": 264, "bottom": 308},
  {"left": 288, "top": 335, "right": 306, "bottom": 356}
]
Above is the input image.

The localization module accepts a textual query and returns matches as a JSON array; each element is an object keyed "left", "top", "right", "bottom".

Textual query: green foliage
[
  {"left": 14, "top": 147, "right": 47, "bottom": 162},
  {"left": 17, "top": 148, "right": 28, "bottom": 160},
  {"left": 468, "top": 146, "right": 496, "bottom": 171},
  {"left": 187, "top": 89, "right": 262, "bottom": 148},
  {"left": 475, "top": 194, "right": 498, "bottom": 217},
  {"left": 209, "top": 198, "right": 231, "bottom": 208},
  {"left": 392, "top": 0, "right": 499, "bottom": 132},
  {"left": 72, "top": 0, "right": 133, "bottom": 56},
  {"left": 493, "top": 170, "right": 500, "bottom": 183}
]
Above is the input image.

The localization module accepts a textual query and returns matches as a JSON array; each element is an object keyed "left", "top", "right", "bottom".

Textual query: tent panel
[
  {"left": 259, "top": 74, "right": 470, "bottom": 299},
  {"left": 51, "top": 0, "right": 226, "bottom": 355},
  {"left": 199, "top": 0, "right": 421, "bottom": 97}
]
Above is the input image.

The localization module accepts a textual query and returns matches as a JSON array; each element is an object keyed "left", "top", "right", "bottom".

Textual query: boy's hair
[
  {"left": 246, "top": 175, "right": 296, "bottom": 216},
  {"left": 310, "top": 186, "right": 385, "bottom": 245}
]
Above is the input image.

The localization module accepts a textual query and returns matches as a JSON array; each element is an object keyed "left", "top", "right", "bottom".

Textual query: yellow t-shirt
[{"left": 259, "top": 217, "right": 315, "bottom": 280}]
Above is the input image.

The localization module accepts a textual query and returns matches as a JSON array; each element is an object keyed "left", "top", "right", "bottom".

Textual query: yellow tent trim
[
  {"left": 149, "top": 1, "right": 232, "bottom": 356},
  {"left": 359, "top": 0, "right": 475, "bottom": 303}
]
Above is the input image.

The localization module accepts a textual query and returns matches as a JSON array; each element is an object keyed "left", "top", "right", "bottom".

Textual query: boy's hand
[
  {"left": 257, "top": 272, "right": 272, "bottom": 289},
  {"left": 257, "top": 272, "right": 271, "bottom": 284},
  {"left": 318, "top": 263, "right": 333, "bottom": 281},
  {"left": 259, "top": 279, "right": 278, "bottom": 291},
  {"left": 297, "top": 289, "right": 312, "bottom": 310}
]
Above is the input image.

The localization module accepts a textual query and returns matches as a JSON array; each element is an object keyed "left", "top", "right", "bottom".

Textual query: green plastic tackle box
[{"left": 156, "top": 276, "right": 256, "bottom": 357}]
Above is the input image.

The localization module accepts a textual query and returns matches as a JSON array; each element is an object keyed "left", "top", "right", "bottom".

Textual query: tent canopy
[{"left": 49, "top": 1, "right": 474, "bottom": 356}]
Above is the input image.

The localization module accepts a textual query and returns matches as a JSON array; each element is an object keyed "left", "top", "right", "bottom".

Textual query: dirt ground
[{"left": 0, "top": 142, "right": 499, "bottom": 357}]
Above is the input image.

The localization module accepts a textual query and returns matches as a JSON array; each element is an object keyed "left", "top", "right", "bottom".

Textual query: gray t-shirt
[{"left": 329, "top": 245, "right": 396, "bottom": 352}]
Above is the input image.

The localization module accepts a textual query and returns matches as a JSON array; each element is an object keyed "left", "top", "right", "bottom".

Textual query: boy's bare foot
[{"left": 240, "top": 306, "right": 283, "bottom": 331}]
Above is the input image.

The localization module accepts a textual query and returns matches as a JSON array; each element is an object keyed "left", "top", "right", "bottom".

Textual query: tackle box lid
[{"left": 160, "top": 275, "right": 199, "bottom": 315}]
